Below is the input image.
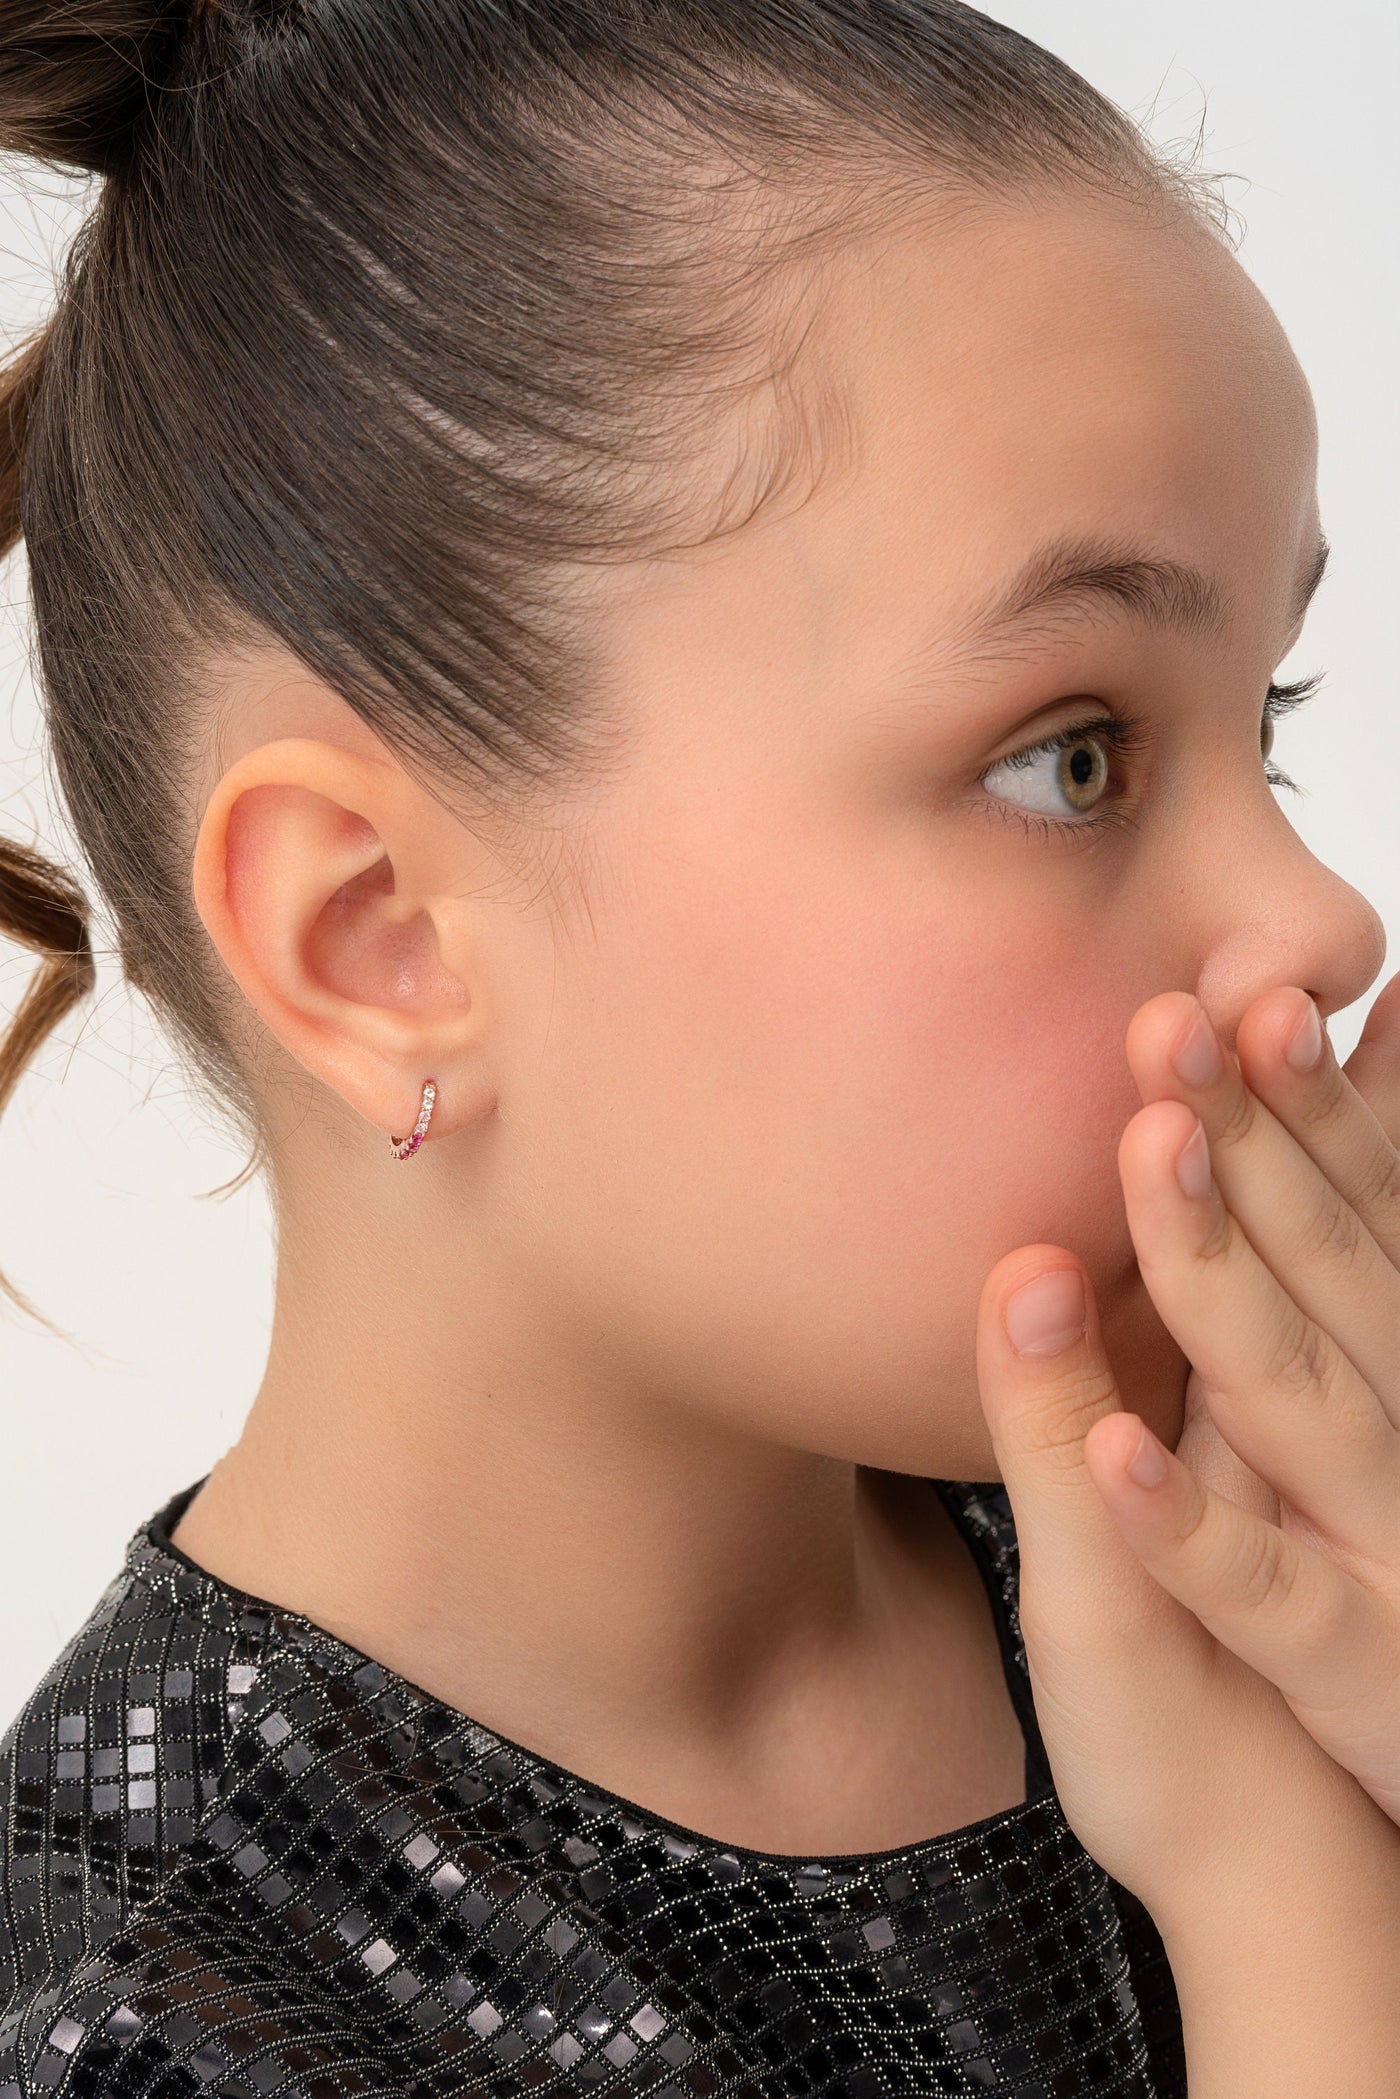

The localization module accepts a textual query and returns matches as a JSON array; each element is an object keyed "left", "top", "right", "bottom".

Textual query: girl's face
[{"left": 484, "top": 185, "right": 1387, "bottom": 1479}]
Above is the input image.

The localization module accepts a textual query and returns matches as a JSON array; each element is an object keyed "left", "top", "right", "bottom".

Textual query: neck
[{"left": 170, "top": 1165, "right": 980, "bottom": 1850}]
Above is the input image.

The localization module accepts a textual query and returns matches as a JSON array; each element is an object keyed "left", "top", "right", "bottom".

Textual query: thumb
[{"left": 975, "top": 1250, "right": 1160, "bottom": 1637}]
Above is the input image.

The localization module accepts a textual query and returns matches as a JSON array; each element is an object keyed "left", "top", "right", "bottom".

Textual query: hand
[
  {"left": 973, "top": 970, "right": 1400, "bottom": 1931},
  {"left": 1083, "top": 970, "right": 1400, "bottom": 1822}
]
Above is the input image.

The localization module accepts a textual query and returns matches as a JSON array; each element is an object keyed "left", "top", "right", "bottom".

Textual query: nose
[{"left": 1189, "top": 796, "right": 1387, "bottom": 1049}]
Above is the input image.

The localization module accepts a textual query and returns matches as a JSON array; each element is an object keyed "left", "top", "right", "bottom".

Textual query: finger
[
  {"left": 1118, "top": 1096, "right": 1400, "bottom": 1564},
  {"left": 1083, "top": 1408, "right": 1400, "bottom": 1825},
  {"left": 974, "top": 1249, "right": 1174, "bottom": 1653},
  {"left": 1340, "top": 965, "right": 1400, "bottom": 1149},
  {"left": 1126, "top": 989, "right": 1400, "bottom": 1412},
  {"left": 1238, "top": 980, "right": 1400, "bottom": 1270}
]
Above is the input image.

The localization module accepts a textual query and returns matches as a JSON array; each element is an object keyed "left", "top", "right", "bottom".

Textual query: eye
[
  {"left": 978, "top": 715, "right": 1144, "bottom": 831},
  {"left": 976, "top": 672, "right": 1328, "bottom": 844}
]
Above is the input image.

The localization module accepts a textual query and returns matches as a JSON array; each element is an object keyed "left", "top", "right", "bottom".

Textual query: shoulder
[
  {"left": 0, "top": 1540, "right": 325, "bottom": 2095},
  {"left": 0, "top": 1905, "right": 415, "bottom": 2097}
]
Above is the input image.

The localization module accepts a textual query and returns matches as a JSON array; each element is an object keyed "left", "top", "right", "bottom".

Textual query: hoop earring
[{"left": 389, "top": 1078, "right": 438, "bottom": 1161}]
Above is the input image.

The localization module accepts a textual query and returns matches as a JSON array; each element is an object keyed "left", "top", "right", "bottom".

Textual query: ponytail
[
  {"left": 1, "top": 325, "right": 44, "bottom": 563},
  {"left": 0, "top": 838, "right": 98, "bottom": 1336},
  {"left": 1, "top": 329, "right": 98, "bottom": 1336}
]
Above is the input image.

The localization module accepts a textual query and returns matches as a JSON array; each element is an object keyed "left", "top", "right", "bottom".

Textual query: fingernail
[
  {"left": 1126, "top": 1421, "right": 1168, "bottom": 1488},
  {"left": 1286, "top": 1001, "right": 1324, "bottom": 1073},
  {"left": 1004, "top": 1269, "right": 1086, "bottom": 1356},
  {"left": 1176, "top": 1118, "right": 1212, "bottom": 1199},
  {"left": 1172, "top": 1004, "right": 1223, "bottom": 1088}
]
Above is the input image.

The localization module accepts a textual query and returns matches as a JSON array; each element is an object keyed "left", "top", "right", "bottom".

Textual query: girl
[{"left": 1, "top": 2, "right": 1397, "bottom": 2094}]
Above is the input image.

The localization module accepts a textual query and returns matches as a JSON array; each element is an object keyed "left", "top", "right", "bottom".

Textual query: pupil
[{"left": 1069, "top": 746, "right": 1095, "bottom": 785}]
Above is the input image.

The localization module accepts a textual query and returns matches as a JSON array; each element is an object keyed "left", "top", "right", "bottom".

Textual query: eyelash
[{"left": 976, "top": 672, "right": 1327, "bottom": 846}]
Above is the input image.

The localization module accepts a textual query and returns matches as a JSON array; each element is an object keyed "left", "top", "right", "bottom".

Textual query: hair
[{"left": 0, "top": 0, "right": 1230, "bottom": 1334}]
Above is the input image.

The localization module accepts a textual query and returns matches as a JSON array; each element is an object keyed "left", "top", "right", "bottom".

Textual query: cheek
[
  {"left": 793, "top": 906, "right": 1148, "bottom": 1290},
  {"left": 520, "top": 851, "right": 1159, "bottom": 1472},
  {"left": 765, "top": 907, "right": 1176, "bottom": 1470}
]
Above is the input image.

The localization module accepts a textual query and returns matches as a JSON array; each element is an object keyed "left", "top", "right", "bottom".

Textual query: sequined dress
[{"left": 0, "top": 1473, "right": 1185, "bottom": 2098}]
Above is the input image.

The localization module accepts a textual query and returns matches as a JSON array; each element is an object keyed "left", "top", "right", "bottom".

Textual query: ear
[{"left": 191, "top": 736, "right": 502, "bottom": 1149}]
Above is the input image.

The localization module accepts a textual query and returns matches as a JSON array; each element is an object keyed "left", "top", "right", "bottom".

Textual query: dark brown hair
[{"left": 0, "top": 0, "right": 1223, "bottom": 1334}]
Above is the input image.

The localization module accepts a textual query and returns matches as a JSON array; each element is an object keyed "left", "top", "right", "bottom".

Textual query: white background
[{"left": 2, "top": 1, "right": 1397, "bottom": 1722}]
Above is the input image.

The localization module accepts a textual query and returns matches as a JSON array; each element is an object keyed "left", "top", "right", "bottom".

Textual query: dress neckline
[{"left": 130, "top": 1469, "right": 1055, "bottom": 1873}]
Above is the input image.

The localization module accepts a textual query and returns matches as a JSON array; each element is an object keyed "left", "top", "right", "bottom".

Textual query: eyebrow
[{"left": 910, "top": 526, "right": 1331, "bottom": 675}]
